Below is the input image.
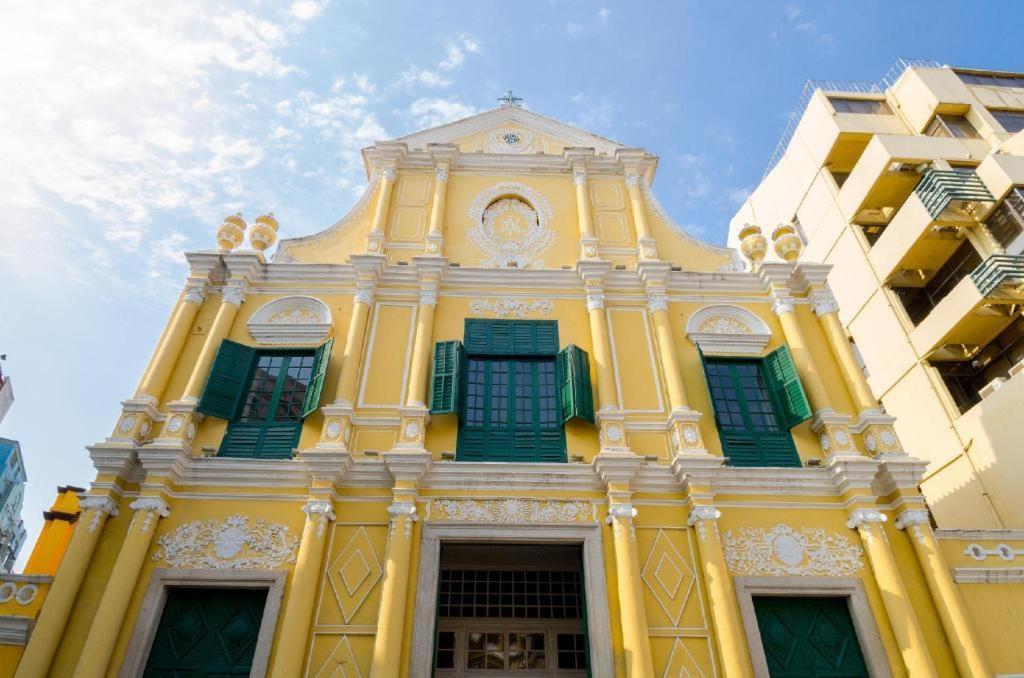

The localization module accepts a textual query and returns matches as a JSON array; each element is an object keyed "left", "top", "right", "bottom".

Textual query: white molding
[
  {"left": 935, "top": 529, "right": 1024, "bottom": 541},
  {"left": 356, "top": 301, "right": 417, "bottom": 410},
  {"left": 733, "top": 577, "right": 891, "bottom": 678},
  {"left": 953, "top": 567, "right": 1024, "bottom": 584},
  {"left": 120, "top": 569, "right": 286, "bottom": 678},
  {"left": 247, "top": 296, "right": 332, "bottom": 345},
  {"left": 686, "top": 304, "right": 771, "bottom": 356},
  {"left": 0, "top": 615, "right": 32, "bottom": 645},
  {"left": 409, "top": 523, "right": 614, "bottom": 678}
]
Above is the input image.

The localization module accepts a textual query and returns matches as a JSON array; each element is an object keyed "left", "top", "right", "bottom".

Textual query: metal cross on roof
[{"left": 497, "top": 90, "right": 523, "bottom": 107}]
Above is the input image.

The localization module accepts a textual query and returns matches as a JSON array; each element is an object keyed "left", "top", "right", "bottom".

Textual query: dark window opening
[
  {"left": 925, "top": 113, "right": 981, "bottom": 139},
  {"left": 932, "top": 316, "right": 1024, "bottom": 414},
  {"left": 891, "top": 241, "right": 982, "bottom": 325},
  {"left": 991, "top": 109, "right": 1024, "bottom": 134},
  {"left": 986, "top": 187, "right": 1024, "bottom": 250}
]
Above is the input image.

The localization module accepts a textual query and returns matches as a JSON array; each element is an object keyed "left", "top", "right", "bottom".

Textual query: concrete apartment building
[{"left": 731, "top": 58, "right": 1024, "bottom": 529}]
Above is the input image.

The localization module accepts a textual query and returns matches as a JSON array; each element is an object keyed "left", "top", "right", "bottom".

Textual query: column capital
[
  {"left": 182, "top": 281, "right": 208, "bottom": 305},
  {"left": 846, "top": 508, "right": 887, "bottom": 530},
  {"left": 78, "top": 495, "right": 120, "bottom": 533},
  {"left": 572, "top": 169, "right": 587, "bottom": 185},
  {"left": 302, "top": 500, "right": 336, "bottom": 538},
  {"left": 606, "top": 503, "right": 637, "bottom": 521},
  {"left": 387, "top": 500, "right": 419, "bottom": 540},
  {"left": 381, "top": 164, "right": 397, "bottom": 182},
  {"left": 809, "top": 289, "right": 840, "bottom": 316},
  {"left": 646, "top": 289, "right": 668, "bottom": 313},
  {"left": 586, "top": 290, "right": 605, "bottom": 310},
  {"left": 687, "top": 505, "right": 721, "bottom": 525},
  {"left": 419, "top": 288, "right": 438, "bottom": 307},
  {"left": 894, "top": 509, "right": 931, "bottom": 530},
  {"left": 354, "top": 283, "right": 375, "bottom": 306},
  {"left": 624, "top": 170, "right": 641, "bottom": 187},
  {"left": 221, "top": 280, "right": 249, "bottom": 308},
  {"left": 129, "top": 497, "right": 170, "bottom": 516},
  {"left": 434, "top": 164, "right": 449, "bottom": 182},
  {"left": 770, "top": 294, "right": 795, "bottom": 317}
]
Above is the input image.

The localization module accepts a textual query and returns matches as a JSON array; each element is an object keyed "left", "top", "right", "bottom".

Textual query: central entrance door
[
  {"left": 752, "top": 596, "right": 869, "bottom": 677},
  {"left": 432, "top": 544, "right": 589, "bottom": 677}
]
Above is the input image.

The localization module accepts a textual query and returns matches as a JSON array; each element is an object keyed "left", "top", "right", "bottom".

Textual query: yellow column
[
  {"left": 811, "top": 292, "right": 877, "bottom": 413},
  {"left": 688, "top": 506, "right": 752, "bottom": 678},
  {"left": 369, "top": 490, "right": 419, "bottom": 678},
  {"left": 269, "top": 499, "right": 335, "bottom": 678},
  {"left": 647, "top": 290, "right": 688, "bottom": 410},
  {"left": 427, "top": 164, "right": 448, "bottom": 236},
  {"left": 181, "top": 282, "right": 246, "bottom": 402},
  {"left": 771, "top": 296, "right": 832, "bottom": 412},
  {"left": 586, "top": 288, "right": 618, "bottom": 411},
  {"left": 15, "top": 496, "right": 119, "bottom": 678},
  {"left": 334, "top": 284, "right": 374, "bottom": 405},
  {"left": 847, "top": 509, "right": 938, "bottom": 678},
  {"left": 72, "top": 497, "right": 171, "bottom": 678},
  {"left": 574, "top": 168, "right": 595, "bottom": 239},
  {"left": 895, "top": 509, "right": 992, "bottom": 678},
  {"left": 624, "top": 170, "right": 650, "bottom": 242},
  {"left": 135, "top": 282, "right": 206, "bottom": 401},
  {"left": 406, "top": 285, "right": 438, "bottom": 407},
  {"left": 606, "top": 491, "right": 654, "bottom": 676},
  {"left": 367, "top": 165, "right": 397, "bottom": 253}
]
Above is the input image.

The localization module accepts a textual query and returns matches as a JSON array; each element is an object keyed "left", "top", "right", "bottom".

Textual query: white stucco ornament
[
  {"left": 325, "top": 421, "right": 342, "bottom": 440},
  {"left": 686, "top": 305, "right": 771, "bottom": 356},
  {"left": 118, "top": 415, "right": 137, "bottom": 433},
  {"left": 605, "top": 424, "right": 623, "bottom": 443},
  {"left": 723, "top": 524, "right": 864, "bottom": 576},
  {"left": 431, "top": 498, "right": 594, "bottom": 524},
  {"left": 467, "top": 183, "right": 555, "bottom": 268},
  {"left": 248, "top": 296, "right": 332, "bottom": 345},
  {"left": 682, "top": 426, "right": 699, "bottom": 444},
  {"left": 153, "top": 514, "right": 299, "bottom": 569},
  {"left": 469, "top": 298, "right": 554, "bottom": 319},
  {"left": 403, "top": 420, "right": 421, "bottom": 440},
  {"left": 167, "top": 415, "right": 184, "bottom": 433}
]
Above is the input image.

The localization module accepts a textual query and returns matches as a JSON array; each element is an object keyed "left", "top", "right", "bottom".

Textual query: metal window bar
[
  {"left": 970, "top": 254, "right": 1024, "bottom": 297},
  {"left": 914, "top": 168, "right": 994, "bottom": 219},
  {"left": 763, "top": 58, "right": 941, "bottom": 178}
]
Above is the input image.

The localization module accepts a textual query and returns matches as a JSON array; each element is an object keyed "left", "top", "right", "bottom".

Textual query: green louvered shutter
[
  {"left": 430, "top": 340, "right": 464, "bottom": 416},
  {"left": 197, "top": 340, "right": 256, "bottom": 420},
  {"left": 557, "top": 345, "right": 595, "bottom": 424},
  {"left": 220, "top": 422, "right": 302, "bottom": 459},
  {"left": 301, "top": 338, "right": 334, "bottom": 417},
  {"left": 762, "top": 345, "right": 812, "bottom": 429},
  {"left": 463, "top": 319, "right": 559, "bottom": 355}
]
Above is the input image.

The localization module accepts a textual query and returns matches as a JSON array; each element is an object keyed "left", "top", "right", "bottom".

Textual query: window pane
[{"left": 992, "top": 110, "right": 1024, "bottom": 134}]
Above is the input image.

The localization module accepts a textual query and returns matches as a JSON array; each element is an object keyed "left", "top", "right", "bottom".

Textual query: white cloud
[
  {"left": 397, "top": 67, "right": 453, "bottom": 89},
  {"left": 438, "top": 33, "right": 481, "bottom": 71},
  {"left": 289, "top": 0, "right": 327, "bottom": 22},
  {"left": 408, "top": 98, "right": 478, "bottom": 128}
]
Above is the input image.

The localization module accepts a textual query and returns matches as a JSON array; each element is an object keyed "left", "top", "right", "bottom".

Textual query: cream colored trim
[
  {"left": 120, "top": 568, "right": 286, "bottom": 678},
  {"left": 409, "top": 524, "right": 614, "bottom": 678},
  {"left": 356, "top": 301, "right": 417, "bottom": 409},
  {"left": 0, "top": 615, "right": 32, "bottom": 645},
  {"left": 935, "top": 529, "right": 1024, "bottom": 541},
  {"left": 247, "top": 295, "right": 332, "bottom": 345},
  {"left": 734, "top": 576, "right": 891, "bottom": 678},
  {"left": 953, "top": 567, "right": 1024, "bottom": 583}
]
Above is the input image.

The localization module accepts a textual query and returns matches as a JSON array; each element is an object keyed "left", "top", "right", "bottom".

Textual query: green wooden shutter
[
  {"left": 220, "top": 421, "right": 302, "bottom": 459},
  {"left": 301, "top": 338, "right": 334, "bottom": 417},
  {"left": 557, "top": 345, "right": 595, "bottom": 424},
  {"left": 463, "top": 319, "right": 558, "bottom": 355},
  {"left": 197, "top": 339, "right": 256, "bottom": 420},
  {"left": 429, "top": 340, "right": 464, "bottom": 416},
  {"left": 762, "top": 345, "right": 812, "bottom": 429},
  {"left": 697, "top": 345, "right": 723, "bottom": 422}
]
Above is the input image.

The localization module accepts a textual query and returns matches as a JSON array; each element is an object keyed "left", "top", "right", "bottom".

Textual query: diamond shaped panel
[
  {"left": 166, "top": 602, "right": 208, "bottom": 660},
  {"left": 641, "top": 529, "right": 696, "bottom": 626},
  {"left": 326, "top": 526, "right": 383, "bottom": 623}
]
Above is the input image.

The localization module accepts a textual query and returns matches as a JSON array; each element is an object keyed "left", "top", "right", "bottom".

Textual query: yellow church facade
[{"left": 6, "top": 103, "right": 1024, "bottom": 677}]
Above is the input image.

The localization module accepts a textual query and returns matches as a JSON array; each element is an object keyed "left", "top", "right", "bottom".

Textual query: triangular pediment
[{"left": 395, "top": 106, "right": 626, "bottom": 155}]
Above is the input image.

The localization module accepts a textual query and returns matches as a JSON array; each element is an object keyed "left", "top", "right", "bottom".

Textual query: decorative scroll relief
[
  {"left": 248, "top": 296, "right": 332, "bottom": 345},
  {"left": 429, "top": 498, "right": 596, "bottom": 524},
  {"left": 686, "top": 304, "right": 770, "bottom": 356},
  {"left": 723, "top": 524, "right": 864, "bottom": 576},
  {"left": 153, "top": 515, "right": 299, "bottom": 569},
  {"left": 466, "top": 183, "right": 555, "bottom": 268},
  {"left": 469, "top": 298, "right": 554, "bottom": 318}
]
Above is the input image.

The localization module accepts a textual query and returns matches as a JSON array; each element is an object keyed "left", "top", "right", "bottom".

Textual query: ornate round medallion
[
  {"left": 0, "top": 582, "right": 15, "bottom": 603},
  {"left": 880, "top": 430, "right": 897, "bottom": 446},
  {"left": 834, "top": 429, "right": 850, "bottom": 447},
  {"left": 819, "top": 433, "right": 831, "bottom": 451},
  {"left": 167, "top": 415, "right": 184, "bottom": 433},
  {"left": 186, "top": 422, "right": 197, "bottom": 441},
  {"left": 325, "top": 421, "right": 342, "bottom": 440},
  {"left": 865, "top": 434, "right": 878, "bottom": 453},
  {"left": 118, "top": 415, "right": 137, "bottom": 433},
  {"left": 670, "top": 429, "right": 680, "bottom": 448},
  {"left": 15, "top": 584, "right": 37, "bottom": 606},
  {"left": 503, "top": 131, "right": 521, "bottom": 145},
  {"left": 139, "top": 420, "right": 151, "bottom": 437},
  {"left": 606, "top": 424, "right": 623, "bottom": 443},
  {"left": 467, "top": 183, "right": 555, "bottom": 268},
  {"left": 214, "top": 526, "right": 247, "bottom": 559},
  {"left": 682, "top": 426, "right": 699, "bottom": 444},
  {"left": 404, "top": 421, "right": 421, "bottom": 440},
  {"left": 488, "top": 128, "right": 534, "bottom": 153},
  {"left": 772, "top": 533, "right": 807, "bottom": 566}
]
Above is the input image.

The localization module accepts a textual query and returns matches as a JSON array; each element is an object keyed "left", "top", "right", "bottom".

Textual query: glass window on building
[
  {"left": 925, "top": 113, "right": 981, "bottom": 139},
  {"left": 700, "top": 347, "right": 811, "bottom": 468},
  {"left": 196, "top": 339, "right": 333, "bottom": 459},
  {"left": 828, "top": 97, "right": 893, "bottom": 115},
  {"left": 430, "top": 320, "right": 594, "bottom": 463},
  {"left": 957, "top": 71, "right": 1024, "bottom": 88},
  {"left": 990, "top": 109, "right": 1024, "bottom": 134},
  {"left": 985, "top": 187, "right": 1024, "bottom": 251},
  {"left": 932, "top": 317, "right": 1024, "bottom": 415}
]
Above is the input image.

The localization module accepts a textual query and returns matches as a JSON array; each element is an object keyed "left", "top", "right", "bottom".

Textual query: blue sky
[{"left": 2, "top": 0, "right": 1023, "bottom": 566}]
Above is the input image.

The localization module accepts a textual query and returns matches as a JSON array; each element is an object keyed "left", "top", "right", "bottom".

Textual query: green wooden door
[
  {"left": 753, "top": 596, "right": 869, "bottom": 678},
  {"left": 143, "top": 587, "right": 267, "bottom": 677},
  {"left": 703, "top": 359, "right": 800, "bottom": 467}
]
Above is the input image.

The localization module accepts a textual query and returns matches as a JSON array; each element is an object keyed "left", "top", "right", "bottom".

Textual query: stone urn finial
[
  {"left": 772, "top": 223, "right": 804, "bottom": 262},
  {"left": 217, "top": 213, "right": 246, "bottom": 251},
  {"left": 738, "top": 223, "right": 768, "bottom": 268},
  {"left": 249, "top": 212, "right": 279, "bottom": 252}
]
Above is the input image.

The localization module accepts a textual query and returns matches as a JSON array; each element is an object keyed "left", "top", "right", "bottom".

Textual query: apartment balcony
[
  {"left": 910, "top": 254, "right": 1024, "bottom": 360},
  {"left": 869, "top": 168, "right": 995, "bottom": 282},
  {"left": 836, "top": 135, "right": 992, "bottom": 229}
]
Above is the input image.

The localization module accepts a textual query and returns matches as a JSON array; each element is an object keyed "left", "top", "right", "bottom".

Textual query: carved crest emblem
[{"left": 466, "top": 182, "right": 555, "bottom": 268}]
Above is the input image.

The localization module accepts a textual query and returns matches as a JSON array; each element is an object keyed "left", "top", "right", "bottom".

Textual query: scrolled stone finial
[
  {"left": 771, "top": 222, "right": 804, "bottom": 262},
  {"left": 217, "top": 213, "right": 246, "bottom": 251},
  {"left": 738, "top": 223, "right": 768, "bottom": 267},
  {"left": 249, "top": 212, "right": 279, "bottom": 252}
]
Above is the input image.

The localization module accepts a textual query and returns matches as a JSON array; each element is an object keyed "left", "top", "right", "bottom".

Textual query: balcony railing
[
  {"left": 914, "top": 168, "right": 994, "bottom": 219},
  {"left": 971, "top": 254, "right": 1024, "bottom": 296}
]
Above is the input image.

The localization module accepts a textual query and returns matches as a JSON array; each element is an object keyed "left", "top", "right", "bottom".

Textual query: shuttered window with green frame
[
  {"left": 699, "top": 346, "right": 808, "bottom": 467},
  {"left": 197, "top": 338, "right": 333, "bottom": 459},
  {"left": 429, "top": 320, "right": 594, "bottom": 462}
]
